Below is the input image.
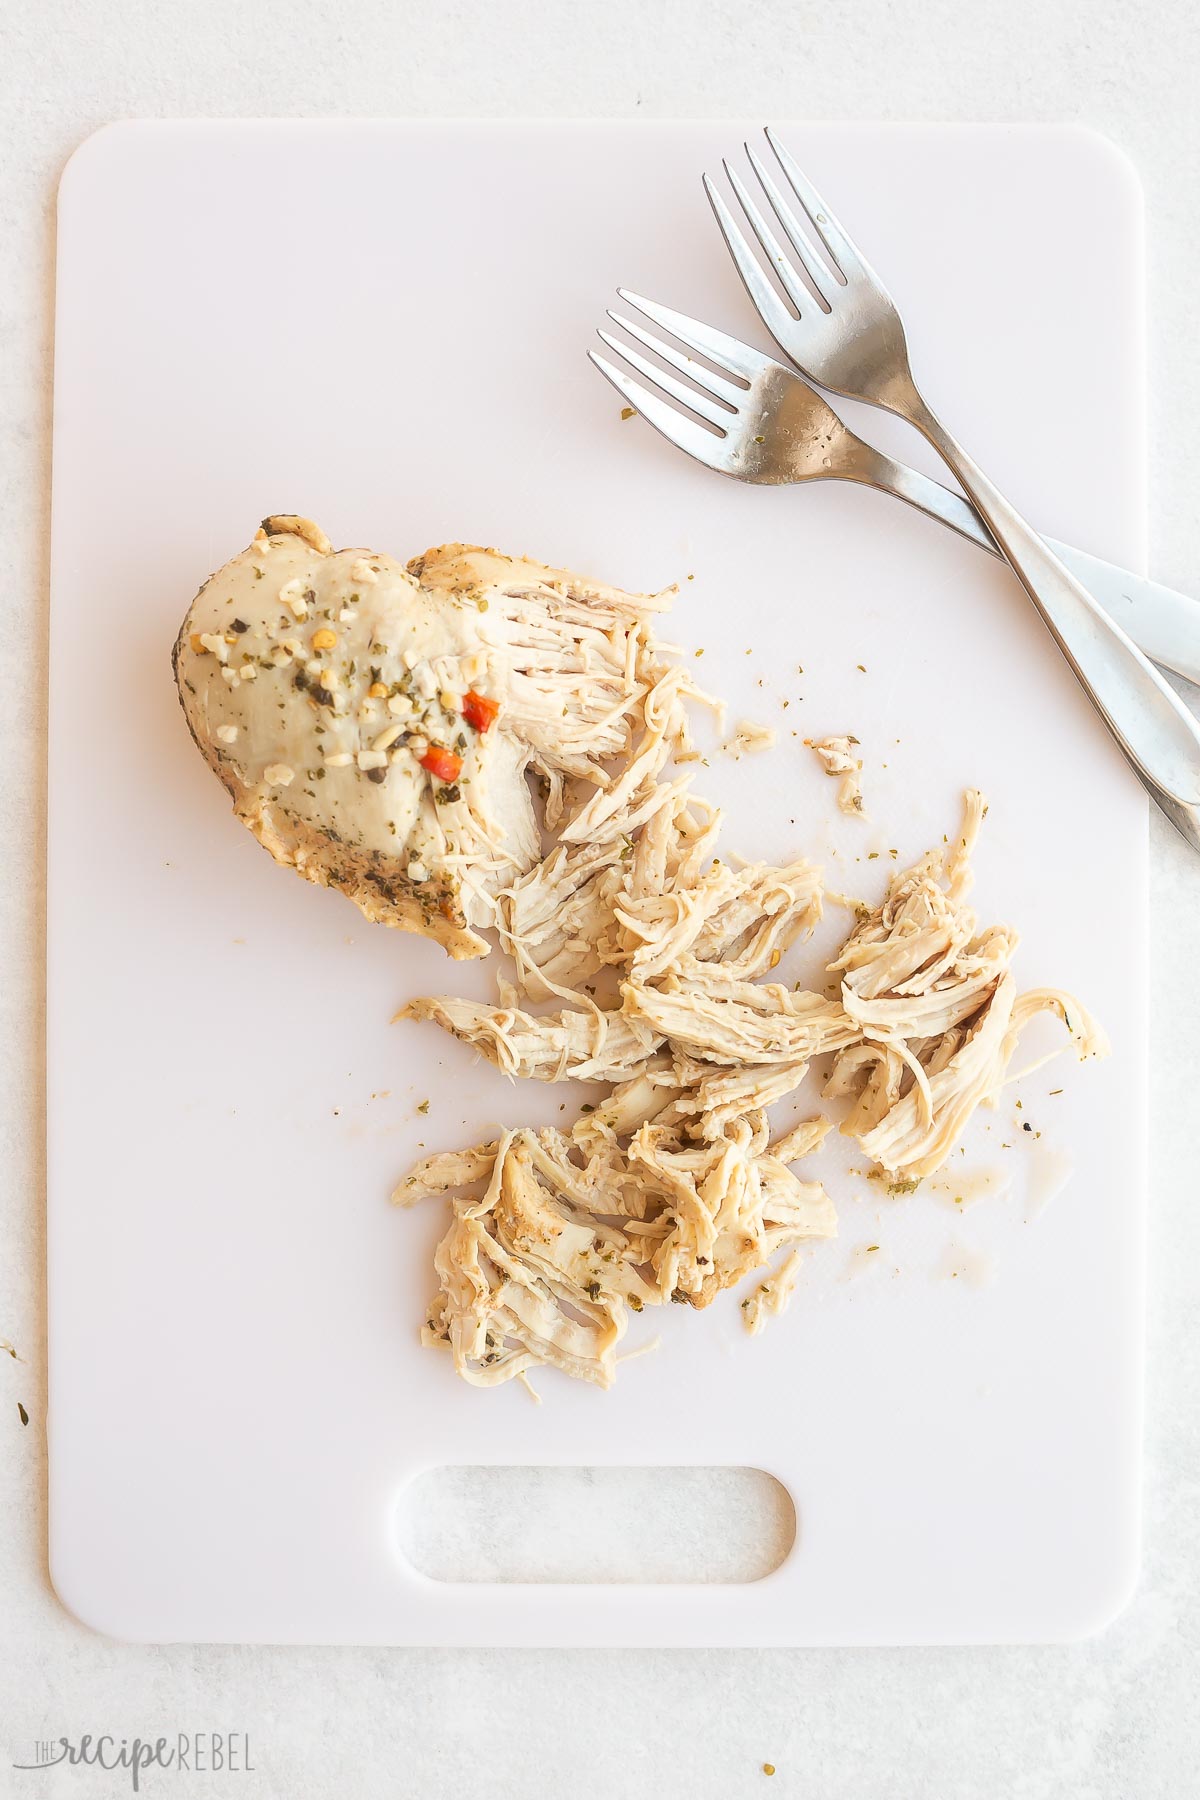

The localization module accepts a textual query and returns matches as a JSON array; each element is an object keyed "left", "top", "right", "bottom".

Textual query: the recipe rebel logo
[{"left": 12, "top": 1733, "right": 255, "bottom": 1790}]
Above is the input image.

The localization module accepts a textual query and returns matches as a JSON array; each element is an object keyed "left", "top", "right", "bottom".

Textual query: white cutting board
[{"left": 48, "top": 121, "right": 1147, "bottom": 1646}]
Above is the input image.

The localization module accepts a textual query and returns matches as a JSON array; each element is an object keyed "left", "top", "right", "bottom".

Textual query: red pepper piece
[
  {"left": 419, "top": 745, "right": 463, "bottom": 783},
  {"left": 462, "top": 689, "right": 500, "bottom": 734}
]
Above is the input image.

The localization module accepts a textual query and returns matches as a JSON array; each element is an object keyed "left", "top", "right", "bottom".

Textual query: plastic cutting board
[{"left": 47, "top": 120, "right": 1147, "bottom": 1645}]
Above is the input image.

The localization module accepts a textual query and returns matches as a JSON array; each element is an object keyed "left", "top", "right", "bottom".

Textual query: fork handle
[
  {"left": 905, "top": 399, "right": 1200, "bottom": 849},
  {"left": 857, "top": 447, "right": 1200, "bottom": 687}
]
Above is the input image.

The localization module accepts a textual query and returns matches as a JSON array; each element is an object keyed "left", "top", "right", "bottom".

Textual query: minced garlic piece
[
  {"left": 263, "top": 763, "right": 294, "bottom": 786},
  {"left": 279, "top": 579, "right": 310, "bottom": 620}
]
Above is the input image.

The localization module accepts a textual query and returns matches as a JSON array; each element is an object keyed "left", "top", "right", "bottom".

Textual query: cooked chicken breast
[
  {"left": 173, "top": 517, "right": 677, "bottom": 956},
  {"left": 174, "top": 522, "right": 1107, "bottom": 1397}
]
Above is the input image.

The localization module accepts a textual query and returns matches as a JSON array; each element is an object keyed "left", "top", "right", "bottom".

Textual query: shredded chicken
[
  {"left": 724, "top": 719, "right": 776, "bottom": 758},
  {"left": 399, "top": 995, "right": 660, "bottom": 1084},
  {"left": 175, "top": 529, "right": 1106, "bottom": 1396},
  {"left": 823, "top": 791, "right": 1107, "bottom": 1179},
  {"left": 807, "top": 734, "right": 865, "bottom": 815},
  {"left": 395, "top": 1118, "right": 836, "bottom": 1390},
  {"left": 396, "top": 579, "right": 1104, "bottom": 1393},
  {"left": 741, "top": 1249, "right": 806, "bottom": 1336}
]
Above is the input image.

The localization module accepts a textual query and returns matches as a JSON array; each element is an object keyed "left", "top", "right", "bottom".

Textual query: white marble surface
[{"left": 2, "top": 1, "right": 1198, "bottom": 1794}]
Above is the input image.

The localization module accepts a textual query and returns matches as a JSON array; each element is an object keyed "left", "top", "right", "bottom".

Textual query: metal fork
[
  {"left": 704, "top": 128, "right": 1200, "bottom": 852},
  {"left": 590, "top": 294, "right": 1200, "bottom": 688}
]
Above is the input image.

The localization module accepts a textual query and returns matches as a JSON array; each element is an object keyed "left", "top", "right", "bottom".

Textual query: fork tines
[
  {"left": 589, "top": 294, "right": 769, "bottom": 465},
  {"left": 704, "top": 128, "right": 861, "bottom": 338}
]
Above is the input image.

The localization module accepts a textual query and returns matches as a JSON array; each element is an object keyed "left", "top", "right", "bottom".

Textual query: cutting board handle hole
[{"left": 395, "top": 1465, "right": 796, "bottom": 1583}]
